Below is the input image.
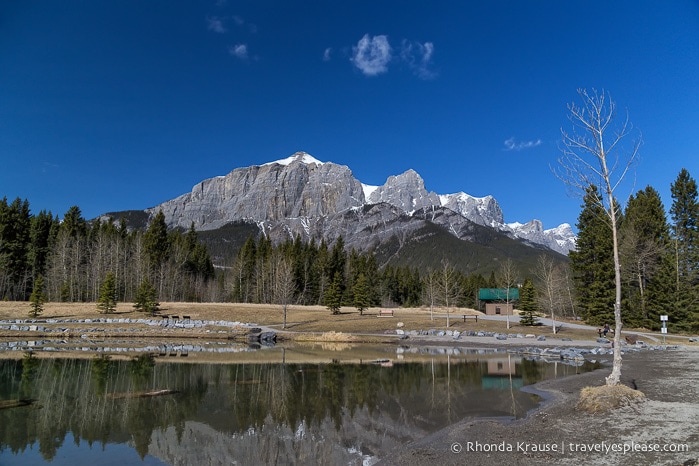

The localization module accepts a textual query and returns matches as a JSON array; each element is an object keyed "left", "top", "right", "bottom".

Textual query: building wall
[{"left": 485, "top": 303, "right": 514, "bottom": 315}]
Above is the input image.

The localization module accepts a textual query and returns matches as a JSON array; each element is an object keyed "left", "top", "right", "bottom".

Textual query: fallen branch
[{"left": 106, "top": 389, "right": 178, "bottom": 400}]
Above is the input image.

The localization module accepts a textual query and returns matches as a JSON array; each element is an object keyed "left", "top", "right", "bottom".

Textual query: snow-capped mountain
[{"left": 139, "top": 151, "right": 575, "bottom": 254}]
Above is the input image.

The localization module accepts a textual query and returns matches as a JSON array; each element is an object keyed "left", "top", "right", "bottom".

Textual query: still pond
[{"left": 0, "top": 344, "right": 599, "bottom": 465}]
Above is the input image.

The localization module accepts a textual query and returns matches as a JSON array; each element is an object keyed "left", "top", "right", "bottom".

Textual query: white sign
[
  {"left": 660, "top": 315, "right": 668, "bottom": 321},
  {"left": 661, "top": 328, "right": 668, "bottom": 334}
]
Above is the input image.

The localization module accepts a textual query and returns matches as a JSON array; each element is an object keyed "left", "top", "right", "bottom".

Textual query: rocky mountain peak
[
  {"left": 439, "top": 192, "right": 504, "bottom": 227},
  {"left": 503, "top": 220, "right": 575, "bottom": 255},
  {"left": 148, "top": 152, "right": 363, "bottom": 231},
  {"left": 263, "top": 151, "right": 324, "bottom": 167},
  {"left": 136, "top": 151, "right": 576, "bottom": 254},
  {"left": 368, "top": 169, "right": 441, "bottom": 213}
]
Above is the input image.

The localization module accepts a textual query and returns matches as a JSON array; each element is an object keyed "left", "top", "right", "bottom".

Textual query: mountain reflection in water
[{"left": 0, "top": 348, "right": 599, "bottom": 465}]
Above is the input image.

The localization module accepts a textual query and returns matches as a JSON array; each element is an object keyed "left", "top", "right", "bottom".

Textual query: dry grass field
[
  {"left": 1, "top": 301, "right": 689, "bottom": 345},
  {"left": 0, "top": 301, "right": 587, "bottom": 339}
]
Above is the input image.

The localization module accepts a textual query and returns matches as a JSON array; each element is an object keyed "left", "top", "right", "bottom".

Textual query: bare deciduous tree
[
  {"left": 534, "top": 254, "right": 567, "bottom": 334},
  {"left": 438, "top": 259, "right": 460, "bottom": 328},
  {"left": 497, "top": 258, "right": 518, "bottom": 329},
  {"left": 423, "top": 269, "right": 439, "bottom": 321},
  {"left": 273, "top": 255, "right": 296, "bottom": 329},
  {"left": 554, "top": 88, "right": 641, "bottom": 386}
]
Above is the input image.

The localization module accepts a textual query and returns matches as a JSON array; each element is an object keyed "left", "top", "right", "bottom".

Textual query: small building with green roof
[{"left": 479, "top": 288, "right": 519, "bottom": 315}]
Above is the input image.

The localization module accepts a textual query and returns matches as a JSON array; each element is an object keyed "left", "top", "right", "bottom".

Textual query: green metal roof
[{"left": 479, "top": 288, "right": 519, "bottom": 301}]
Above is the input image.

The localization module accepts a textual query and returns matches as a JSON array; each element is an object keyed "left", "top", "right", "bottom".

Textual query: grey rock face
[
  {"left": 368, "top": 169, "right": 441, "bottom": 213},
  {"left": 148, "top": 152, "right": 365, "bottom": 231},
  {"left": 504, "top": 220, "right": 577, "bottom": 255},
  {"left": 137, "top": 151, "right": 575, "bottom": 253},
  {"left": 440, "top": 192, "right": 504, "bottom": 227}
]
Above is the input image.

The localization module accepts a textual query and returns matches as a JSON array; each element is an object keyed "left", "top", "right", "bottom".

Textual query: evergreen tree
[
  {"left": 518, "top": 278, "right": 538, "bottom": 326},
  {"left": 314, "top": 239, "right": 330, "bottom": 305},
  {"left": 668, "top": 169, "right": 699, "bottom": 331},
  {"left": 133, "top": 278, "right": 160, "bottom": 316},
  {"left": 143, "top": 210, "right": 170, "bottom": 298},
  {"left": 29, "top": 274, "right": 47, "bottom": 318},
  {"left": 143, "top": 210, "right": 169, "bottom": 269},
  {"left": 569, "top": 186, "right": 616, "bottom": 326},
  {"left": 0, "top": 197, "right": 31, "bottom": 299},
  {"left": 62, "top": 206, "right": 88, "bottom": 238},
  {"left": 325, "top": 271, "right": 343, "bottom": 315},
  {"left": 620, "top": 186, "right": 670, "bottom": 328},
  {"left": 97, "top": 272, "right": 117, "bottom": 314},
  {"left": 327, "top": 237, "right": 346, "bottom": 301},
  {"left": 233, "top": 235, "right": 257, "bottom": 302},
  {"left": 352, "top": 273, "right": 370, "bottom": 315},
  {"left": 29, "top": 210, "right": 59, "bottom": 279}
]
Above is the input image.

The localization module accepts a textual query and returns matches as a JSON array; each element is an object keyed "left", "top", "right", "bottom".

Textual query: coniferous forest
[{"left": 1, "top": 168, "right": 698, "bottom": 332}]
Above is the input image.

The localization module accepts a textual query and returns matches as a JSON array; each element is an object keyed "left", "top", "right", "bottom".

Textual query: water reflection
[{"left": 0, "top": 349, "right": 599, "bottom": 465}]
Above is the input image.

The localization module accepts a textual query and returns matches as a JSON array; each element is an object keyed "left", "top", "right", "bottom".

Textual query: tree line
[
  {"left": 0, "top": 203, "right": 214, "bottom": 304},
  {"left": 571, "top": 168, "right": 699, "bottom": 332},
  {"left": 225, "top": 234, "right": 504, "bottom": 313}
]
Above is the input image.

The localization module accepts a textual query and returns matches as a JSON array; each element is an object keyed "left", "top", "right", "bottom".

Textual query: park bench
[
  {"left": 462, "top": 315, "right": 478, "bottom": 323},
  {"left": 377, "top": 309, "right": 395, "bottom": 317}
]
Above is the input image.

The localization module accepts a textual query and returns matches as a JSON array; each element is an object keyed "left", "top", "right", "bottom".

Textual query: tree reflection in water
[{"left": 0, "top": 352, "right": 599, "bottom": 465}]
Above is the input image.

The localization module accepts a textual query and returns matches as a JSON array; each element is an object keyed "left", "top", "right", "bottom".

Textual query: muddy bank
[{"left": 378, "top": 346, "right": 699, "bottom": 466}]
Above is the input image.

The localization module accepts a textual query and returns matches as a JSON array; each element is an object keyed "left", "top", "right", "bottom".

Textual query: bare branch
[
  {"left": 553, "top": 88, "right": 641, "bottom": 386},
  {"left": 553, "top": 88, "right": 641, "bottom": 215}
]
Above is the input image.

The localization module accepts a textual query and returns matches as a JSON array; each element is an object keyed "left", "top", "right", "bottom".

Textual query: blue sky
[{"left": 1, "top": 1, "right": 698, "bottom": 231}]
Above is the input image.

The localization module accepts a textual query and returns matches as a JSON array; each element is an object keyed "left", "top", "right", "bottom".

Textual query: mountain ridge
[{"left": 130, "top": 151, "right": 575, "bottom": 255}]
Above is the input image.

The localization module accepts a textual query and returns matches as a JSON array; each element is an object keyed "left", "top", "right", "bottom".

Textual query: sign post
[{"left": 660, "top": 315, "right": 668, "bottom": 344}]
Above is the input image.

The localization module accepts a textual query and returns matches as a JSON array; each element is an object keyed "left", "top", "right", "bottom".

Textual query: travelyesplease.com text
[{"left": 451, "top": 440, "right": 689, "bottom": 455}]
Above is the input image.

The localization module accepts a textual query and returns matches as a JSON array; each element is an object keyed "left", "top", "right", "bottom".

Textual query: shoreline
[{"left": 378, "top": 345, "right": 699, "bottom": 466}]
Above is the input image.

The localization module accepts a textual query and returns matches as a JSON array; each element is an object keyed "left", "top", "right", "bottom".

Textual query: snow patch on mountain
[
  {"left": 503, "top": 220, "right": 576, "bottom": 255},
  {"left": 438, "top": 192, "right": 503, "bottom": 228},
  {"left": 144, "top": 151, "right": 576, "bottom": 255},
  {"left": 362, "top": 184, "right": 379, "bottom": 200},
  {"left": 263, "top": 151, "right": 324, "bottom": 166}
]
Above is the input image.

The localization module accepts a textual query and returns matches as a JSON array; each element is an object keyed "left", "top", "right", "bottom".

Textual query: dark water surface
[{"left": 0, "top": 346, "right": 598, "bottom": 465}]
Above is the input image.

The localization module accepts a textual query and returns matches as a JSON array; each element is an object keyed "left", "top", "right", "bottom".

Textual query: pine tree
[
  {"left": 569, "top": 186, "right": 616, "bottom": 326},
  {"left": 352, "top": 273, "right": 370, "bottom": 315},
  {"left": 668, "top": 169, "right": 699, "bottom": 331},
  {"left": 327, "top": 237, "right": 346, "bottom": 302},
  {"left": 97, "top": 272, "right": 117, "bottom": 314},
  {"left": 29, "top": 210, "right": 59, "bottom": 280},
  {"left": 143, "top": 210, "right": 169, "bottom": 268},
  {"left": 620, "top": 186, "right": 670, "bottom": 328},
  {"left": 325, "top": 271, "right": 343, "bottom": 315},
  {"left": 29, "top": 274, "right": 47, "bottom": 318},
  {"left": 62, "top": 206, "right": 87, "bottom": 238},
  {"left": 0, "top": 197, "right": 31, "bottom": 299},
  {"left": 518, "top": 278, "right": 538, "bottom": 326},
  {"left": 133, "top": 278, "right": 160, "bottom": 316}
]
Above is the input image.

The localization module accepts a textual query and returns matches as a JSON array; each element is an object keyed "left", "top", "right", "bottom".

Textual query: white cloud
[
  {"left": 504, "top": 137, "right": 543, "bottom": 151},
  {"left": 401, "top": 40, "right": 436, "bottom": 79},
  {"left": 229, "top": 44, "right": 248, "bottom": 60},
  {"left": 207, "top": 16, "right": 226, "bottom": 34},
  {"left": 351, "top": 34, "right": 392, "bottom": 76},
  {"left": 323, "top": 47, "right": 332, "bottom": 61}
]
